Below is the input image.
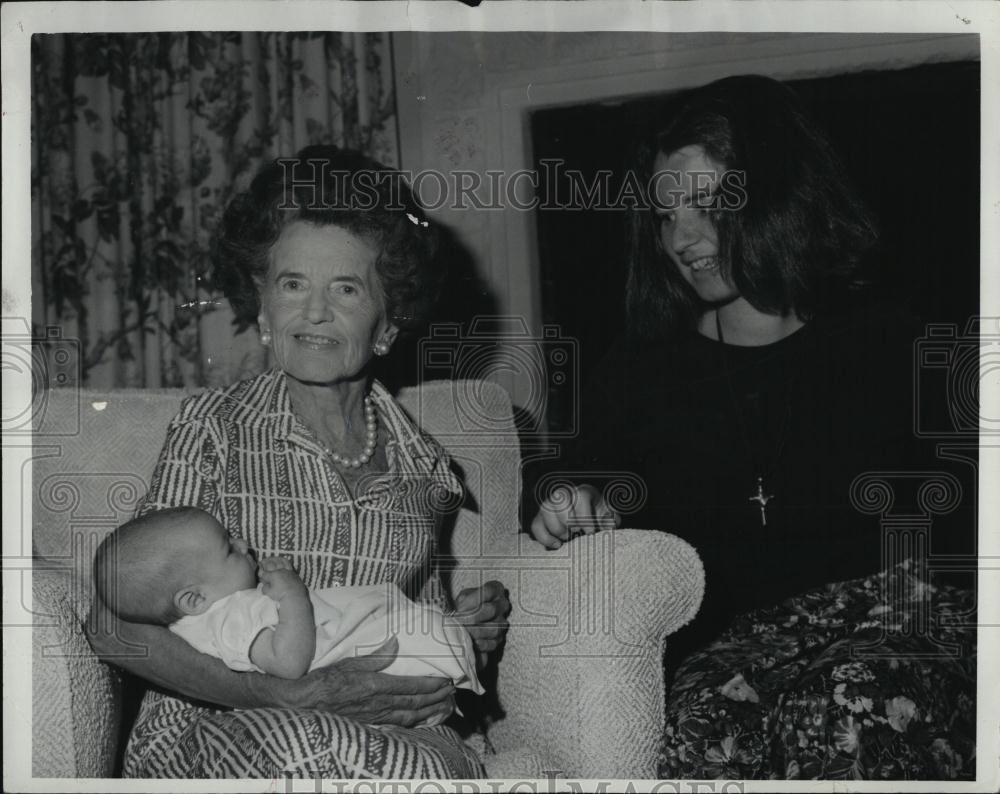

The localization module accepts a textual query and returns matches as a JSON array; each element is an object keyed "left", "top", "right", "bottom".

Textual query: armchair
[{"left": 30, "top": 380, "right": 704, "bottom": 779}]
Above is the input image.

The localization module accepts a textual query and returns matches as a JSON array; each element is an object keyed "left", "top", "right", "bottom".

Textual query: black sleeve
[{"left": 521, "top": 336, "right": 636, "bottom": 524}]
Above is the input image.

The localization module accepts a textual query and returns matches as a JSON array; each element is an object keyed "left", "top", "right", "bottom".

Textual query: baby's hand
[
  {"left": 258, "top": 556, "right": 308, "bottom": 603},
  {"left": 259, "top": 556, "right": 294, "bottom": 574}
]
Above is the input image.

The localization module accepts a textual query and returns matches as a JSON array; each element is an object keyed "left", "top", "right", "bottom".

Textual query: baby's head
[{"left": 93, "top": 506, "right": 258, "bottom": 625}]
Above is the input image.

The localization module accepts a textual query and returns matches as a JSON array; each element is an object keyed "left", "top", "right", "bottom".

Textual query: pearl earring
[
  {"left": 373, "top": 341, "right": 390, "bottom": 356},
  {"left": 260, "top": 330, "right": 272, "bottom": 345}
]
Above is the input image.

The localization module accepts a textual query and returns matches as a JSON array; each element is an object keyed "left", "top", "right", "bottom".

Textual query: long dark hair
[{"left": 626, "top": 75, "right": 877, "bottom": 340}]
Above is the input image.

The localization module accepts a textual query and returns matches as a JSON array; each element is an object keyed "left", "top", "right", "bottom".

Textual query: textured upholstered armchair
[{"left": 30, "top": 380, "right": 704, "bottom": 779}]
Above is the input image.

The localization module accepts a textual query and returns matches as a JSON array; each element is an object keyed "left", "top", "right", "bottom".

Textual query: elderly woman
[
  {"left": 531, "top": 76, "right": 975, "bottom": 779},
  {"left": 87, "top": 145, "right": 508, "bottom": 778}
]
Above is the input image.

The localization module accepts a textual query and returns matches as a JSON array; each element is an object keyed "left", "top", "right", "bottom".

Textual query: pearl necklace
[{"left": 324, "top": 394, "right": 378, "bottom": 469}]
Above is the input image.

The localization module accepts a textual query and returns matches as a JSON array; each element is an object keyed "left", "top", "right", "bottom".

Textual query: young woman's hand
[{"left": 530, "top": 483, "right": 621, "bottom": 549}]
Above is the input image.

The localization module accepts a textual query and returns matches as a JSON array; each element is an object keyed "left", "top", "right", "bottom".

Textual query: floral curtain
[{"left": 31, "top": 32, "right": 399, "bottom": 389}]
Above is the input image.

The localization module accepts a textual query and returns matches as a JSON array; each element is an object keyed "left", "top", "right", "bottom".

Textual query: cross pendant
[{"left": 748, "top": 476, "right": 774, "bottom": 526}]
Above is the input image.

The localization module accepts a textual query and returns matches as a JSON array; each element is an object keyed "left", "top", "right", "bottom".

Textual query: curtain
[{"left": 31, "top": 32, "right": 398, "bottom": 389}]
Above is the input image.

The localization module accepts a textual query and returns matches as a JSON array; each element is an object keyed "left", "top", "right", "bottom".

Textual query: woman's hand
[
  {"left": 530, "top": 484, "right": 621, "bottom": 549},
  {"left": 450, "top": 580, "right": 511, "bottom": 663},
  {"left": 285, "top": 636, "right": 456, "bottom": 727}
]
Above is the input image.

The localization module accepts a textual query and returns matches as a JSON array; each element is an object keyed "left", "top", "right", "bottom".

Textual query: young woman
[{"left": 531, "top": 75, "right": 975, "bottom": 780}]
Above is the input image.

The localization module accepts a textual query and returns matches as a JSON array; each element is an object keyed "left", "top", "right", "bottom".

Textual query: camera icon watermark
[
  {"left": 2, "top": 317, "right": 81, "bottom": 436},
  {"left": 534, "top": 470, "right": 649, "bottom": 527},
  {"left": 849, "top": 470, "right": 972, "bottom": 659},
  {"left": 914, "top": 317, "right": 1000, "bottom": 438},
  {"left": 416, "top": 316, "right": 579, "bottom": 439}
]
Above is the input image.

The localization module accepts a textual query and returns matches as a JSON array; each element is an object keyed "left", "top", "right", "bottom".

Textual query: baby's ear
[{"left": 174, "top": 586, "right": 209, "bottom": 616}]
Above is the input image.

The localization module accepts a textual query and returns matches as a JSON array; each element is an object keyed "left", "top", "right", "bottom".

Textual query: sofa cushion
[{"left": 32, "top": 389, "right": 191, "bottom": 594}]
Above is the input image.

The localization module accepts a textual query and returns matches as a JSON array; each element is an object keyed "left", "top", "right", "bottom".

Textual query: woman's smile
[
  {"left": 685, "top": 255, "right": 719, "bottom": 273},
  {"left": 258, "top": 222, "right": 391, "bottom": 386},
  {"left": 293, "top": 332, "right": 342, "bottom": 349}
]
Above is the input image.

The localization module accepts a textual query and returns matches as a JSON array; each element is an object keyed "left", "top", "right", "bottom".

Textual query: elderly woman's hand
[
  {"left": 285, "top": 636, "right": 456, "bottom": 727},
  {"left": 450, "top": 580, "right": 511, "bottom": 663}
]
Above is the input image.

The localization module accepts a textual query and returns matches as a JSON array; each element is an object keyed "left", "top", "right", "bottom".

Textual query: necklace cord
[{"left": 714, "top": 310, "right": 800, "bottom": 524}]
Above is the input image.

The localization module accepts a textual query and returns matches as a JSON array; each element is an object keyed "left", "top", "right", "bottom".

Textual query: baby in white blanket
[{"left": 93, "top": 506, "right": 483, "bottom": 715}]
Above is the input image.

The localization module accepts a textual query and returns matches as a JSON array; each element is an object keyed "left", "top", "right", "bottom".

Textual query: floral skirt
[{"left": 658, "top": 562, "right": 976, "bottom": 780}]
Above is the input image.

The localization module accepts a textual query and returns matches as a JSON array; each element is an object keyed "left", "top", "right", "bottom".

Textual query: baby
[{"left": 93, "top": 506, "right": 483, "bottom": 712}]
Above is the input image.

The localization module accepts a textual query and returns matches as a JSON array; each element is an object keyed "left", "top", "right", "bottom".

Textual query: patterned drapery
[{"left": 31, "top": 32, "right": 398, "bottom": 389}]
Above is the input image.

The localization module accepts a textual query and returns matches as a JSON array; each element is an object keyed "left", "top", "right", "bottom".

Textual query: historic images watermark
[
  {"left": 416, "top": 317, "right": 579, "bottom": 439},
  {"left": 843, "top": 318, "right": 997, "bottom": 658},
  {"left": 275, "top": 158, "right": 748, "bottom": 213},
  {"left": 276, "top": 772, "right": 748, "bottom": 793},
  {"left": 2, "top": 317, "right": 82, "bottom": 437}
]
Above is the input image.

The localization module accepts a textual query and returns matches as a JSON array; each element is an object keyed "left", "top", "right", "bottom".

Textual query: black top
[{"left": 552, "top": 302, "right": 928, "bottom": 660}]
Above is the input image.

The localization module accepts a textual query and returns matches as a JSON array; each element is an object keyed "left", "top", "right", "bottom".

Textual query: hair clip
[{"left": 406, "top": 212, "right": 429, "bottom": 228}]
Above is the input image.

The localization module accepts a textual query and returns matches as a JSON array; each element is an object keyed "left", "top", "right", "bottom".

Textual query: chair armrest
[
  {"left": 470, "top": 529, "right": 704, "bottom": 778},
  {"left": 32, "top": 568, "right": 122, "bottom": 778}
]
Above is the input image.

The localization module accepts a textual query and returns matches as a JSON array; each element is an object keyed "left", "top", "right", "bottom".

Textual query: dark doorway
[{"left": 531, "top": 61, "right": 980, "bottom": 435}]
